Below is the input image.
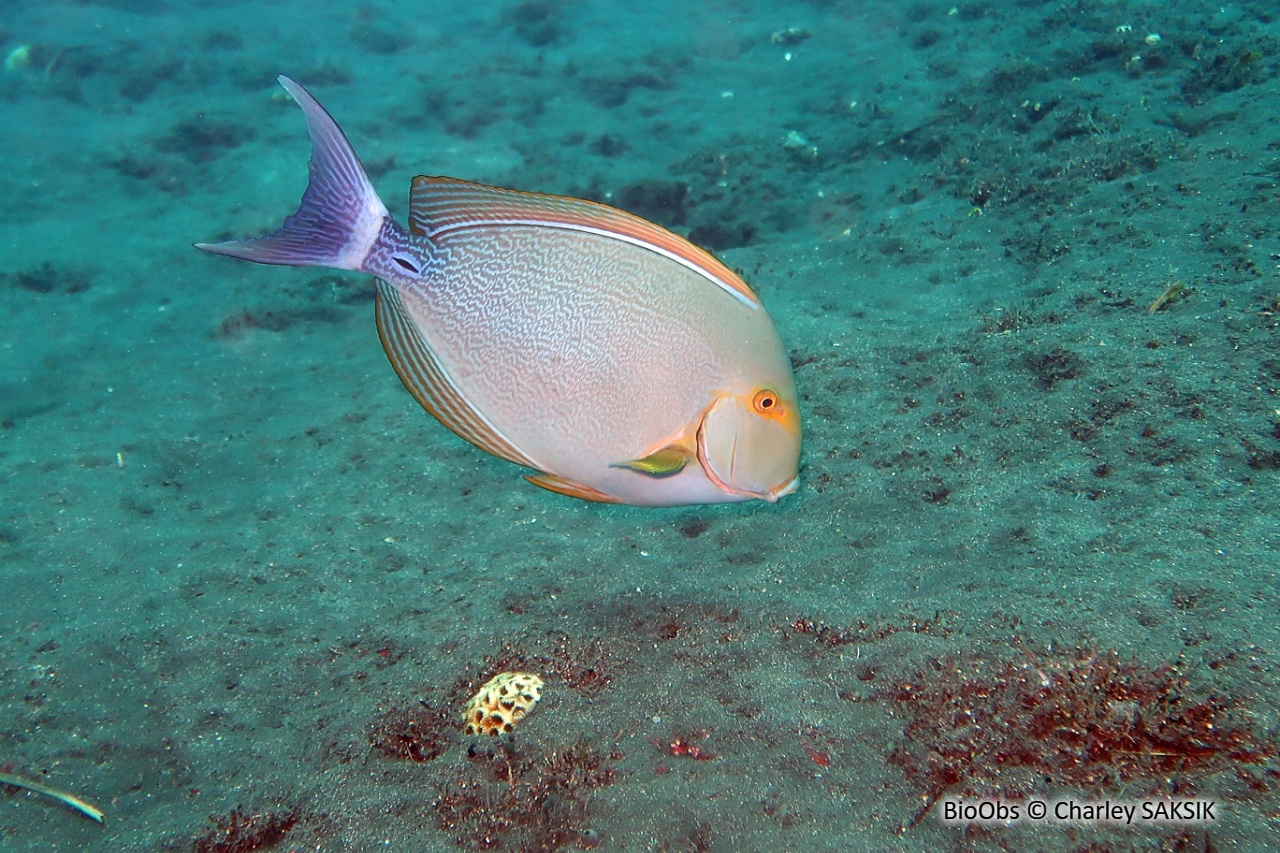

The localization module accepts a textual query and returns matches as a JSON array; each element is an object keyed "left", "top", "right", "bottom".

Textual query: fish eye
[{"left": 752, "top": 389, "right": 779, "bottom": 413}]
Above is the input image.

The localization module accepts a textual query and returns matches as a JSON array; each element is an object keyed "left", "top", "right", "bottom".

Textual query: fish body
[{"left": 198, "top": 77, "right": 800, "bottom": 506}]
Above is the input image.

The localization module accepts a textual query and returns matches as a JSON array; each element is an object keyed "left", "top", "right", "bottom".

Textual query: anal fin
[
  {"left": 525, "top": 473, "right": 620, "bottom": 503},
  {"left": 375, "top": 279, "right": 538, "bottom": 470}
]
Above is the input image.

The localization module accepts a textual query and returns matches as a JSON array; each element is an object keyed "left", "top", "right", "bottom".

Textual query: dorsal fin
[{"left": 408, "top": 176, "right": 762, "bottom": 309}]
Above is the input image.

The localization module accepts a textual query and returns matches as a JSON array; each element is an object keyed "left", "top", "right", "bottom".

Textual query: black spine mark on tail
[{"left": 392, "top": 254, "right": 421, "bottom": 274}]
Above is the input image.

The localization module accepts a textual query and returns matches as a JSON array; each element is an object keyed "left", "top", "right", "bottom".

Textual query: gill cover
[{"left": 696, "top": 389, "right": 801, "bottom": 502}]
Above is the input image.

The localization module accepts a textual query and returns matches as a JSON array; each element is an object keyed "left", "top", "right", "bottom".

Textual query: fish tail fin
[{"left": 195, "top": 75, "right": 390, "bottom": 271}]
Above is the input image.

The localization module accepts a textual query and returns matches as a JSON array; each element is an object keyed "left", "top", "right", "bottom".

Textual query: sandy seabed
[{"left": 2, "top": 0, "right": 1278, "bottom": 850}]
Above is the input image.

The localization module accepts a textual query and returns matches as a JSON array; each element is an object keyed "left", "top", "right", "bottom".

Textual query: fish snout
[
  {"left": 754, "top": 473, "right": 800, "bottom": 503},
  {"left": 771, "top": 474, "right": 800, "bottom": 501},
  {"left": 697, "top": 392, "right": 801, "bottom": 503}
]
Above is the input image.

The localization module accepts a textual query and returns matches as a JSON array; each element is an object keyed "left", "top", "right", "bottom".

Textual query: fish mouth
[
  {"left": 750, "top": 475, "right": 800, "bottom": 503},
  {"left": 767, "top": 475, "right": 799, "bottom": 502}
]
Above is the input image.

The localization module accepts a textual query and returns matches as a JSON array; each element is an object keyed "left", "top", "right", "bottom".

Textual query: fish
[{"left": 197, "top": 76, "right": 800, "bottom": 506}]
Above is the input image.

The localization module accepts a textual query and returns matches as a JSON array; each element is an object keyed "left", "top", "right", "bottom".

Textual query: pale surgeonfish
[{"left": 197, "top": 77, "right": 801, "bottom": 506}]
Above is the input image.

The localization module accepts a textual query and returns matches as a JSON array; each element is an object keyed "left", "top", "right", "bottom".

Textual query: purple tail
[{"left": 196, "top": 76, "right": 389, "bottom": 271}]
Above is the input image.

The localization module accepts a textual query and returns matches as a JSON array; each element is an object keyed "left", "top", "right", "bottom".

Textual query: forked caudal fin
[{"left": 195, "top": 76, "right": 389, "bottom": 271}]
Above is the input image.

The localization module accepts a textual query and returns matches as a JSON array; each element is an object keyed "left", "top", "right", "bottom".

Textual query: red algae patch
[
  {"left": 193, "top": 805, "right": 301, "bottom": 853},
  {"left": 874, "top": 648, "right": 1276, "bottom": 828},
  {"left": 434, "top": 738, "right": 617, "bottom": 851}
]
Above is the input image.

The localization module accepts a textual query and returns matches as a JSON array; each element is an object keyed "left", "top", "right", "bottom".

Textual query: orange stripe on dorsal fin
[
  {"left": 409, "top": 176, "right": 762, "bottom": 309},
  {"left": 374, "top": 279, "right": 541, "bottom": 471}
]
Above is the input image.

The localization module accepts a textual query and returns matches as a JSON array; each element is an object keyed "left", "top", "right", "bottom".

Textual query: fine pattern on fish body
[
  {"left": 197, "top": 76, "right": 801, "bottom": 506},
  {"left": 410, "top": 226, "right": 739, "bottom": 461}
]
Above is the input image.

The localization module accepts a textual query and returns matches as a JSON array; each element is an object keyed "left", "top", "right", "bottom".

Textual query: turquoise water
[{"left": 2, "top": 0, "right": 1279, "bottom": 850}]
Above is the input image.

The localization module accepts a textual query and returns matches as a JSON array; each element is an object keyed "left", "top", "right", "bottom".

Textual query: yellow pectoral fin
[
  {"left": 613, "top": 445, "right": 693, "bottom": 477},
  {"left": 525, "top": 473, "right": 621, "bottom": 503}
]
